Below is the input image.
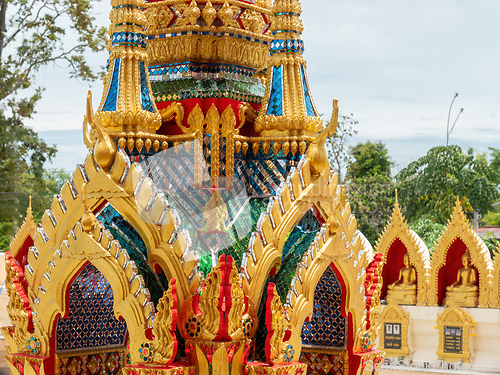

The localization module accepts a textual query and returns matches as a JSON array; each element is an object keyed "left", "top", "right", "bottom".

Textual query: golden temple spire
[
  {"left": 254, "top": 0, "right": 323, "bottom": 137},
  {"left": 96, "top": 0, "right": 161, "bottom": 133}
]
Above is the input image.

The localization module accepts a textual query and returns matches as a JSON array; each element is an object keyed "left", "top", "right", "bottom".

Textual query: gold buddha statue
[
  {"left": 443, "top": 253, "right": 478, "bottom": 307},
  {"left": 386, "top": 254, "right": 417, "bottom": 305}
]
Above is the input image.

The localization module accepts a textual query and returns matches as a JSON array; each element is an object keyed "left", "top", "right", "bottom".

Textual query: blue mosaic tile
[
  {"left": 112, "top": 31, "right": 146, "bottom": 49},
  {"left": 102, "top": 58, "right": 121, "bottom": 112},
  {"left": 139, "top": 61, "right": 156, "bottom": 113},
  {"left": 97, "top": 204, "right": 167, "bottom": 304},
  {"left": 300, "top": 65, "right": 316, "bottom": 117},
  {"left": 267, "top": 66, "right": 283, "bottom": 116},
  {"left": 270, "top": 39, "right": 305, "bottom": 55}
]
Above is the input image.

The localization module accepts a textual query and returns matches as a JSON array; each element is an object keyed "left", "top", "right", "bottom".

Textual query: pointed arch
[
  {"left": 35, "top": 218, "right": 156, "bottom": 364},
  {"left": 375, "top": 199, "right": 430, "bottom": 305},
  {"left": 23, "top": 150, "right": 196, "bottom": 308},
  {"left": 429, "top": 199, "right": 493, "bottom": 307},
  {"left": 241, "top": 157, "right": 344, "bottom": 308}
]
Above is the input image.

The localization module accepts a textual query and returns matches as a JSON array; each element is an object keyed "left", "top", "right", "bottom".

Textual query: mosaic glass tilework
[
  {"left": 253, "top": 209, "right": 321, "bottom": 361},
  {"left": 102, "top": 58, "right": 121, "bottom": 112},
  {"left": 299, "top": 352, "right": 347, "bottom": 375},
  {"left": 270, "top": 38, "right": 305, "bottom": 55},
  {"left": 266, "top": 66, "right": 283, "bottom": 116},
  {"left": 148, "top": 30, "right": 269, "bottom": 45},
  {"left": 150, "top": 75, "right": 265, "bottom": 104},
  {"left": 97, "top": 204, "right": 168, "bottom": 305},
  {"left": 55, "top": 263, "right": 128, "bottom": 352},
  {"left": 112, "top": 31, "right": 146, "bottom": 48},
  {"left": 139, "top": 61, "right": 156, "bottom": 113},
  {"left": 149, "top": 61, "right": 258, "bottom": 82},
  {"left": 301, "top": 266, "right": 347, "bottom": 348},
  {"left": 58, "top": 350, "right": 124, "bottom": 375},
  {"left": 142, "top": 142, "right": 260, "bottom": 274},
  {"left": 213, "top": 198, "right": 269, "bottom": 275},
  {"left": 300, "top": 64, "right": 316, "bottom": 117},
  {"left": 273, "top": 208, "right": 321, "bottom": 303}
]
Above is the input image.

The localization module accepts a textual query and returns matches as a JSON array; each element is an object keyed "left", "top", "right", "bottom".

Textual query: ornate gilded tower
[
  {"left": 2, "top": 0, "right": 386, "bottom": 374},
  {"left": 97, "top": 0, "right": 162, "bottom": 133},
  {"left": 255, "top": 0, "right": 323, "bottom": 136}
]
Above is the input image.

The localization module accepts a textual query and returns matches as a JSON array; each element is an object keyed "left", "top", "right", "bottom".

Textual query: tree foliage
[
  {"left": 0, "top": 0, "right": 105, "bottom": 250},
  {"left": 326, "top": 114, "right": 358, "bottom": 183},
  {"left": 347, "top": 174, "right": 395, "bottom": 244},
  {"left": 410, "top": 214, "right": 445, "bottom": 252},
  {"left": 344, "top": 141, "right": 395, "bottom": 244},
  {"left": 396, "top": 145, "right": 499, "bottom": 225},
  {"left": 1, "top": 0, "right": 107, "bottom": 108},
  {"left": 347, "top": 141, "right": 393, "bottom": 179}
]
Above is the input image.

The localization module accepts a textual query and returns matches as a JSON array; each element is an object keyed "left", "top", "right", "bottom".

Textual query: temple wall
[{"left": 381, "top": 304, "right": 500, "bottom": 372}]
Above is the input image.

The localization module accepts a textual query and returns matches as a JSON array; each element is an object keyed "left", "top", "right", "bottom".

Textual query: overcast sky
[{"left": 25, "top": 0, "right": 500, "bottom": 171}]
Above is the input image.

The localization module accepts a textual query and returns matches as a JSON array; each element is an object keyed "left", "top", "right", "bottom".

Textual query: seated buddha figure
[
  {"left": 386, "top": 254, "right": 417, "bottom": 305},
  {"left": 443, "top": 253, "right": 478, "bottom": 307}
]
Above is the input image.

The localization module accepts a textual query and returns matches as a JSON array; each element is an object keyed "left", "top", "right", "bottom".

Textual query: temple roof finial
[
  {"left": 254, "top": 0, "right": 322, "bottom": 137},
  {"left": 95, "top": 0, "right": 161, "bottom": 133}
]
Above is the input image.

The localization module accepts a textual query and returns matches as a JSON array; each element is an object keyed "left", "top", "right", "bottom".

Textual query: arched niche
[
  {"left": 299, "top": 265, "right": 349, "bottom": 375},
  {"left": 429, "top": 199, "right": 493, "bottom": 307},
  {"left": 55, "top": 262, "right": 128, "bottom": 374},
  {"left": 436, "top": 238, "right": 470, "bottom": 306},
  {"left": 301, "top": 265, "right": 347, "bottom": 348},
  {"left": 375, "top": 199, "right": 430, "bottom": 305},
  {"left": 381, "top": 238, "right": 407, "bottom": 300}
]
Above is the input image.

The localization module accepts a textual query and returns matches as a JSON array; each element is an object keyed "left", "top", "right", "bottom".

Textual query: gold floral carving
[
  {"left": 186, "top": 0, "right": 202, "bottom": 26},
  {"left": 5, "top": 256, "right": 31, "bottom": 353},
  {"left": 379, "top": 303, "right": 410, "bottom": 358},
  {"left": 201, "top": 0, "right": 217, "bottom": 27},
  {"left": 240, "top": 9, "right": 265, "bottom": 34},
  {"left": 265, "top": 283, "right": 291, "bottom": 365},
  {"left": 159, "top": 102, "right": 185, "bottom": 130},
  {"left": 375, "top": 192, "right": 431, "bottom": 306},
  {"left": 429, "top": 198, "right": 494, "bottom": 307},
  {"left": 147, "top": 34, "right": 269, "bottom": 70},
  {"left": 436, "top": 305, "right": 473, "bottom": 363},
  {"left": 179, "top": 255, "right": 257, "bottom": 342},
  {"left": 205, "top": 104, "right": 220, "bottom": 184},
  {"left": 144, "top": 5, "right": 174, "bottom": 31},
  {"left": 218, "top": 1, "right": 240, "bottom": 28},
  {"left": 153, "top": 280, "right": 178, "bottom": 365}
]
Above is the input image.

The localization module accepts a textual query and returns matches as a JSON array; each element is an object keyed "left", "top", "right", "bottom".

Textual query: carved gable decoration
[
  {"left": 429, "top": 198, "right": 494, "bottom": 307},
  {"left": 375, "top": 196, "right": 430, "bottom": 305}
]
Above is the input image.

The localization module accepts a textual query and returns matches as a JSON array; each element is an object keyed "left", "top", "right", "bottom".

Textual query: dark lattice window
[
  {"left": 55, "top": 263, "right": 128, "bottom": 352},
  {"left": 301, "top": 266, "right": 347, "bottom": 348}
]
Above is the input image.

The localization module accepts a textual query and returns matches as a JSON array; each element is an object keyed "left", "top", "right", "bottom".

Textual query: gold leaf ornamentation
[{"left": 201, "top": 0, "right": 217, "bottom": 27}]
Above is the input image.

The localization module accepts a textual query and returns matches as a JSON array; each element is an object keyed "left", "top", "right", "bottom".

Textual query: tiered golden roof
[
  {"left": 254, "top": 0, "right": 323, "bottom": 136},
  {"left": 144, "top": 0, "right": 273, "bottom": 70},
  {"left": 96, "top": 0, "right": 162, "bottom": 133}
]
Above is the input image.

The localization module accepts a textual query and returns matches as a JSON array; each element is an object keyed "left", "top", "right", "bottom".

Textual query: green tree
[
  {"left": 0, "top": 0, "right": 106, "bottom": 249},
  {"left": 345, "top": 141, "right": 395, "bottom": 244},
  {"left": 410, "top": 214, "right": 445, "bottom": 252},
  {"left": 396, "top": 145, "right": 499, "bottom": 225},
  {"left": 347, "top": 141, "right": 393, "bottom": 179},
  {"left": 326, "top": 114, "right": 358, "bottom": 183}
]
